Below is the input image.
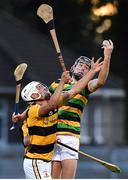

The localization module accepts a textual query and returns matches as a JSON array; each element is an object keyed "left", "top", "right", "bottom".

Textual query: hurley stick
[
  {"left": 57, "top": 141, "right": 121, "bottom": 173},
  {"left": 10, "top": 63, "right": 28, "bottom": 131},
  {"left": 37, "top": 4, "right": 66, "bottom": 72}
]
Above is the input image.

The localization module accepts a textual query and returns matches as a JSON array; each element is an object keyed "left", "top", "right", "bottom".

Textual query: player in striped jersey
[
  {"left": 50, "top": 40, "right": 114, "bottom": 179},
  {"left": 21, "top": 119, "right": 30, "bottom": 156},
  {"left": 12, "top": 62, "right": 103, "bottom": 179}
]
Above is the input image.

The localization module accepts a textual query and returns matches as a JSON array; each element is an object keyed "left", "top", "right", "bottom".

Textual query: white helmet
[{"left": 21, "top": 81, "right": 42, "bottom": 102}]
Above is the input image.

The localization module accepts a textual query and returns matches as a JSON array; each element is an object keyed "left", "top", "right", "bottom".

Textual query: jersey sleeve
[
  {"left": 22, "top": 119, "right": 29, "bottom": 137},
  {"left": 49, "top": 79, "right": 60, "bottom": 94},
  {"left": 80, "top": 82, "right": 92, "bottom": 97},
  {"left": 28, "top": 104, "right": 40, "bottom": 119}
]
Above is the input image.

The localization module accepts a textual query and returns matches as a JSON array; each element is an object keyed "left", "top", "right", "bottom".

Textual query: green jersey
[{"left": 49, "top": 79, "right": 91, "bottom": 138}]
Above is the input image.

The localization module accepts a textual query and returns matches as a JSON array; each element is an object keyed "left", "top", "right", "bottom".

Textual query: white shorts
[
  {"left": 52, "top": 135, "right": 80, "bottom": 161},
  {"left": 23, "top": 158, "right": 52, "bottom": 179}
]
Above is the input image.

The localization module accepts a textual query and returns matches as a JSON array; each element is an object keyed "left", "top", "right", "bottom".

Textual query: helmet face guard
[
  {"left": 21, "top": 81, "right": 49, "bottom": 102},
  {"left": 70, "top": 56, "right": 92, "bottom": 73}
]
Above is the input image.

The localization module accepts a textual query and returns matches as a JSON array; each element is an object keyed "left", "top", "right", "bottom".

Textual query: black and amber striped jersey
[
  {"left": 21, "top": 119, "right": 29, "bottom": 156},
  {"left": 25, "top": 104, "right": 58, "bottom": 161},
  {"left": 49, "top": 79, "right": 91, "bottom": 138},
  {"left": 22, "top": 119, "right": 29, "bottom": 137}
]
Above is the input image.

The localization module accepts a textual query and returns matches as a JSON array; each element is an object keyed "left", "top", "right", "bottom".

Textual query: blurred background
[{"left": 0, "top": 0, "right": 128, "bottom": 178}]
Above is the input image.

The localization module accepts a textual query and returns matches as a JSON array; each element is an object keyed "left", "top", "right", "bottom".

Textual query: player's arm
[
  {"left": 49, "top": 71, "right": 71, "bottom": 107},
  {"left": 39, "top": 71, "right": 71, "bottom": 116},
  {"left": 61, "top": 58, "right": 103, "bottom": 102},
  {"left": 88, "top": 40, "right": 114, "bottom": 92},
  {"left": 22, "top": 119, "right": 29, "bottom": 137},
  {"left": 12, "top": 108, "right": 28, "bottom": 123},
  {"left": 22, "top": 119, "right": 30, "bottom": 146}
]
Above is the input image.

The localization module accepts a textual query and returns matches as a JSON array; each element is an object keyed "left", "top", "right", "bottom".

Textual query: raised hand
[
  {"left": 61, "top": 71, "right": 72, "bottom": 84},
  {"left": 102, "top": 40, "right": 114, "bottom": 58},
  {"left": 91, "top": 57, "right": 103, "bottom": 73},
  {"left": 12, "top": 113, "right": 21, "bottom": 123}
]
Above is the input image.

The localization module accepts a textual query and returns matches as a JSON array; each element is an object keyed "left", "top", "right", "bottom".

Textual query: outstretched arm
[
  {"left": 62, "top": 58, "right": 103, "bottom": 102},
  {"left": 39, "top": 71, "right": 71, "bottom": 115},
  {"left": 13, "top": 72, "right": 71, "bottom": 119},
  {"left": 48, "top": 71, "right": 71, "bottom": 108},
  {"left": 88, "top": 40, "right": 114, "bottom": 92}
]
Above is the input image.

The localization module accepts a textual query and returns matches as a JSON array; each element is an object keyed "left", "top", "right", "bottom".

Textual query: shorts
[
  {"left": 23, "top": 158, "right": 52, "bottom": 179},
  {"left": 52, "top": 135, "right": 80, "bottom": 161}
]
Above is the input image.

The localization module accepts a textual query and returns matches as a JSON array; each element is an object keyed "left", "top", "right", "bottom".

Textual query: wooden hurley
[
  {"left": 10, "top": 63, "right": 27, "bottom": 130},
  {"left": 37, "top": 4, "right": 66, "bottom": 72}
]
